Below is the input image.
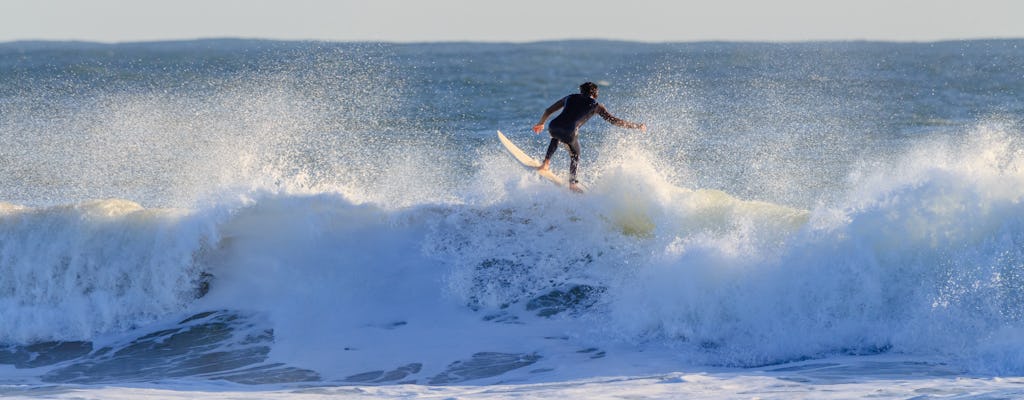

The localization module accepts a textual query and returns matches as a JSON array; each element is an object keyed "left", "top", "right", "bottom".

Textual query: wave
[
  {"left": 606, "top": 125, "right": 1024, "bottom": 372},
  {"left": 2, "top": 126, "right": 1024, "bottom": 382},
  {"left": 0, "top": 199, "right": 215, "bottom": 343}
]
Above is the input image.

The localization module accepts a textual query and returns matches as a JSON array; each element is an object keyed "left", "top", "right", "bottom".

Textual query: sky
[{"left": 1, "top": 0, "right": 1023, "bottom": 43}]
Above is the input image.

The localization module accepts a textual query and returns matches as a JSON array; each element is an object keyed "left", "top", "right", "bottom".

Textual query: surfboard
[{"left": 497, "top": 130, "right": 585, "bottom": 192}]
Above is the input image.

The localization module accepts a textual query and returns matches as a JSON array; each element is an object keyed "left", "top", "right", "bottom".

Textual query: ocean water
[{"left": 2, "top": 39, "right": 1024, "bottom": 399}]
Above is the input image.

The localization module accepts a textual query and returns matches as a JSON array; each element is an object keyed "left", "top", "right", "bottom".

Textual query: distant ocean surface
[{"left": 2, "top": 39, "right": 1024, "bottom": 399}]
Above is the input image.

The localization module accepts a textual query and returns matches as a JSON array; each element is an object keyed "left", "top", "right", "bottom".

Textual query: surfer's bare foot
[
  {"left": 569, "top": 183, "right": 584, "bottom": 193},
  {"left": 537, "top": 160, "right": 551, "bottom": 171}
]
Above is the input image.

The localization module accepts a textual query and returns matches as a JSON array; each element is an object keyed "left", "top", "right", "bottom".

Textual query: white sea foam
[{"left": 0, "top": 200, "right": 215, "bottom": 343}]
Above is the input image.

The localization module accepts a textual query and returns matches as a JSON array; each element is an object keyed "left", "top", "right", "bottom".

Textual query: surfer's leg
[
  {"left": 566, "top": 136, "right": 581, "bottom": 184},
  {"left": 540, "top": 138, "right": 559, "bottom": 171}
]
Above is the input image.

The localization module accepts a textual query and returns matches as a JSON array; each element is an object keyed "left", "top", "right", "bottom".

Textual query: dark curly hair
[{"left": 579, "top": 82, "right": 599, "bottom": 97}]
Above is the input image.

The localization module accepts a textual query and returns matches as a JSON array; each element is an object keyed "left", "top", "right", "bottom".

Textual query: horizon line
[{"left": 3, "top": 36, "right": 1024, "bottom": 47}]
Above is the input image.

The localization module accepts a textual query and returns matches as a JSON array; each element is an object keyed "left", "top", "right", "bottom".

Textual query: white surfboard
[{"left": 497, "top": 130, "right": 586, "bottom": 192}]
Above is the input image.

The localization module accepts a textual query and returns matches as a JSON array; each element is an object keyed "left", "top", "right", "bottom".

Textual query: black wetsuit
[{"left": 545, "top": 94, "right": 600, "bottom": 184}]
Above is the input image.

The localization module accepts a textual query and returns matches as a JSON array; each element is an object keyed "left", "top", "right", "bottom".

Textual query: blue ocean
[{"left": 2, "top": 39, "right": 1024, "bottom": 399}]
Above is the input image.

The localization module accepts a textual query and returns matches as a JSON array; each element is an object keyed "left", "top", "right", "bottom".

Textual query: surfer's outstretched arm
[
  {"left": 532, "top": 98, "right": 566, "bottom": 133},
  {"left": 597, "top": 104, "right": 646, "bottom": 132}
]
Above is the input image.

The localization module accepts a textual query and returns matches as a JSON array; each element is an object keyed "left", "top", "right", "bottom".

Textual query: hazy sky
[{"left": 2, "top": 0, "right": 1023, "bottom": 43}]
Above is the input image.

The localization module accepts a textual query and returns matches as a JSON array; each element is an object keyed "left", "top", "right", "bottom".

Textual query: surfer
[{"left": 533, "top": 82, "right": 646, "bottom": 192}]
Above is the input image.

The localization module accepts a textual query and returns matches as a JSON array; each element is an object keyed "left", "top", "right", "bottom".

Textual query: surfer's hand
[
  {"left": 532, "top": 124, "right": 544, "bottom": 134},
  {"left": 639, "top": 123, "right": 647, "bottom": 133}
]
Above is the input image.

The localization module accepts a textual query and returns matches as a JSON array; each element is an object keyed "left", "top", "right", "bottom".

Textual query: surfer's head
[{"left": 580, "top": 82, "right": 599, "bottom": 99}]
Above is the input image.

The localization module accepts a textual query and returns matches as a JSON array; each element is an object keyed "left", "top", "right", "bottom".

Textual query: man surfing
[{"left": 532, "top": 82, "right": 646, "bottom": 192}]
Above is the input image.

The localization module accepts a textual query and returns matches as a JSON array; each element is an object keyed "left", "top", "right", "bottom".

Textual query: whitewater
[{"left": 2, "top": 39, "right": 1024, "bottom": 399}]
